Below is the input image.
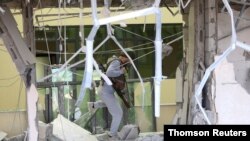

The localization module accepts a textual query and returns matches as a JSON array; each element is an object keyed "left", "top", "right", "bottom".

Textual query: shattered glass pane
[{"left": 52, "top": 68, "right": 73, "bottom": 82}]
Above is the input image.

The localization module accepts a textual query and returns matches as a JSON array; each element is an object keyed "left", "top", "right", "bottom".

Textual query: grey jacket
[{"left": 101, "top": 59, "right": 124, "bottom": 94}]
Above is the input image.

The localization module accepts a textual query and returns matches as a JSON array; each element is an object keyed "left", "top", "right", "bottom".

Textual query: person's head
[{"left": 119, "top": 50, "right": 135, "bottom": 64}]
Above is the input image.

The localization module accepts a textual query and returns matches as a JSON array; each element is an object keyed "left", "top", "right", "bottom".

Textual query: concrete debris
[
  {"left": 192, "top": 111, "right": 209, "bottom": 124},
  {"left": 95, "top": 133, "right": 109, "bottom": 141},
  {"left": 136, "top": 135, "right": 163, "bottom": 141},
  {"left": 38, "top": 121, "right": 53, "bottom": 141},
  {"left": 189, "top": 83, "right": 215, "bottom": 124},
  {"left": 136, "top": 132, "right": 163, "bottom": 141},
  {"left": 93, "top": 126, "right": 105, "bottom": 134},
  {"left": 52, "top": 114, "right": 98, "bottom": 141},
  {"left": 74, "top": 109, "right": 98, "bottom": 128},
  {"left": 0, "top": 131, "right": 7, "bottom": 140},
  {"left": 2, "top": 133, "right": 26, "bottom": 141},
  {"left": 118, "top": 124, "right": 139, "bottom": 140},
  {"left": 190, "top": 94, "right": 215, "bottom": 124},
  {"left": 95, "top": 131, "right": 163, "bottom": 141}
]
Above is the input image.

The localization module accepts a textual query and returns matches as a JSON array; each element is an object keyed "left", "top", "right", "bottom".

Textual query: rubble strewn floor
[
  {"left": 95, "top": 132, "right": 163, "bottom": 141},
  {"left": 0, "top": 131, "right": 7, "bottom": 140},
  {"left": 52, "top": 115, "right": 98, "bottom": 141}
]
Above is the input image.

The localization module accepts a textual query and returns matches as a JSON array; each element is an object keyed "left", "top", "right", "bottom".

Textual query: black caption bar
[{"left": 164, "top": 125, "right": 250, "bottom": 139}]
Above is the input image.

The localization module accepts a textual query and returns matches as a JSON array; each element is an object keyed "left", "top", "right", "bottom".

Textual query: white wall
[{"left": 215, "top": 8, "right": 250, "bottom": 124}]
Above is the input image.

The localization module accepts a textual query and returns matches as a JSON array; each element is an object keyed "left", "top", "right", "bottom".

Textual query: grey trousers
[{"left": 92, "top": 86, "right": 123, "bottom": 136}]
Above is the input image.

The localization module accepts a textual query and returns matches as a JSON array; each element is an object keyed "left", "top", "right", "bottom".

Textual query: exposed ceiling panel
[{"left": 1, "top": 0, "right": 178, "bottom": 8}]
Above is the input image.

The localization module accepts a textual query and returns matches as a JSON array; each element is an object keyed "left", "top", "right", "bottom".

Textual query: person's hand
[{"left": 122, "top": 67, "right": 127, "bottom": 73}]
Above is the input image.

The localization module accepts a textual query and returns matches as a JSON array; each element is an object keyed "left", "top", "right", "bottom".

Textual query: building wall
[
  {"left": 0, "top": 38, "right": 27, "bottom": 137},
  {"left": 215, "top": 8, "right": 250, "bottom": 124},
  {"left": 0, "top": 10, "right": 35, "bottom": 137},
  {"left": 134, "top": 79, "right": 177, "bottom": 132}
]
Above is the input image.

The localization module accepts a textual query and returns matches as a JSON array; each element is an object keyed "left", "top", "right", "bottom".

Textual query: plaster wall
[{"left": 215, "top": 8, "right": 250, "bottom": 124}]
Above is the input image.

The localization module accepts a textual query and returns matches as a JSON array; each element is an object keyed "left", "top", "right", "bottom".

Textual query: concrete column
[
  {"left": 204, "top": 0, "right": 218, "bottom": 111},
  {"left": 22, "top": 1, "right": 38, "bottom": 140},
  {"left": 182, "top": 0, "right": 206, "bottom": 124}
]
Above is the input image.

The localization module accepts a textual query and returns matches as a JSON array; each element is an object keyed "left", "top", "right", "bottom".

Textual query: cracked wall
[{"left": 215, "top": 7, "right": 250, "bottom": 124}]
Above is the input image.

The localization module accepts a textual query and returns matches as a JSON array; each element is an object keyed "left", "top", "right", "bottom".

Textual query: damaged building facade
[
  {"left": 176, "top": 0, "right": 250, "bottom": 124},
  {"left": 0, "top": 0, "right": 250, "bottom": 140}
]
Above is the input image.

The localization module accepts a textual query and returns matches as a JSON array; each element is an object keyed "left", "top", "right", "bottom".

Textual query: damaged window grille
[{"left": 74, "top": 0, "right": 163, "bottom": 118}]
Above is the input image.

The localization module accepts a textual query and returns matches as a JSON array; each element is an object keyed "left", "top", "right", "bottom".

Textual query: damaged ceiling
[{"left": 1, "top": 0, "right": 250, "bottom": 14}]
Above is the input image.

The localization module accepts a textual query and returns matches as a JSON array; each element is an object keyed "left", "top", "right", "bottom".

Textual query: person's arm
[{"left": 106, "top": 60, "right": 124, "bottom": 77}]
